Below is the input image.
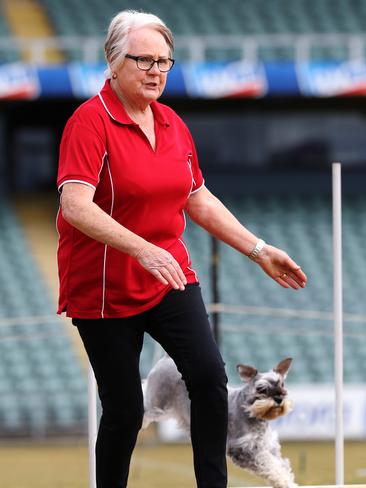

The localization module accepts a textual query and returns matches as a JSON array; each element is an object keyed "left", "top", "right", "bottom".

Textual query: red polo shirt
[{"left": 56, "top": 80, "right": 204, "bottom": 318}]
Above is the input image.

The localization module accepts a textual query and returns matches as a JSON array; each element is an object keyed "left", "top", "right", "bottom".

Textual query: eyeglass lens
[{"left": 137, "top": 57, "right": 173, "bottom": 71}]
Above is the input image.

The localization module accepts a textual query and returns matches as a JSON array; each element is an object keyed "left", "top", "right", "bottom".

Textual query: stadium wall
[{"left": 1, "top": 94, "right": 366, "bottom": 196}]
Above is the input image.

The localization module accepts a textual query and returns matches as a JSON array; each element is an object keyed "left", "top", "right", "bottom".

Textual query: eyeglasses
[{"left": 125, "top": 54, "right": 175, "bottom": 72}]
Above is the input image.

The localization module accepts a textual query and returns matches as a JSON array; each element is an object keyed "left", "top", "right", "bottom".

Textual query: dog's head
[{"left": 236, "top": 358, "right": 293, "bottom": 421}]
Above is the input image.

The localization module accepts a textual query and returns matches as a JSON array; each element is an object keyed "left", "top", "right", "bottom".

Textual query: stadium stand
[
  {"left": 0, "top": 0, "right": 363, "bottom": 63},
  {"left": 38, "top": 0, "right": 366, "bottom": 36},
  {"left": 0, "top": 199, "right": 87, "bottom": 436},
  {"left": 1, "top": 0, "right": 64, "bottom": 63},
  {"left": 0, "top": 3, "right": 17, "bottom": 63},
  {"left": 1, "top": 190, "right": 364, "bottom": 435},
  {"left": 35, "top": 0, "right": 366, "bottom": 62}
]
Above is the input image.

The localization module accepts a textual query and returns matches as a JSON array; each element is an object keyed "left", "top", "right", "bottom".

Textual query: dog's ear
[
  {"left": 237, "top": 364, "right": 258, "bottom": 382},
  {"left": 273, "top": 358, "right": 292, "bottom": 378}
]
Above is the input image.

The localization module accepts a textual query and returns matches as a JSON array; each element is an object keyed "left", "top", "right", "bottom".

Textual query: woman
[{"left": 57, "top": 10, "right": 307, "bottom": 488}]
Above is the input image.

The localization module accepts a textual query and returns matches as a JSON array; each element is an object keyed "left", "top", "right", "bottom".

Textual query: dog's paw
[{"left": 273, "top": 482, "right": 298, "bottom": 488}]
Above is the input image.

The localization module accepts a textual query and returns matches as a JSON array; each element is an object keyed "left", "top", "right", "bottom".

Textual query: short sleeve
[
  {"left": 57, "top": 118, "right": 107, "bottom": 192},
  {"left": 186, "top": 127, "right": 204, "bottom": 194}
]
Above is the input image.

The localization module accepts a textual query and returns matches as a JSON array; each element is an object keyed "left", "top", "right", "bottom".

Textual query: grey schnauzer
[{"left": 143, "top": 356, "right": 296, "bottom": 488}]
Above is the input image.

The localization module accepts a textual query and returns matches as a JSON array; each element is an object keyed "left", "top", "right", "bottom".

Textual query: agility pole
[
  {"left": 88, "top": 362, "right": 97, "bottom": 488},
  {"left": 333, "top": 162, "right": 344, "bottom": 486}
]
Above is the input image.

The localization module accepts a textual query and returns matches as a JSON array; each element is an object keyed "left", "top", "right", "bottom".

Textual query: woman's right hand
[{"left": 134, "top": 243, "right": 187, "bottom": 290}]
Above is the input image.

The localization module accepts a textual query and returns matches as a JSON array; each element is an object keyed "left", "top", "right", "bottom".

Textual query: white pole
[
  {"left": 88, "top": 362, "right": 98, "bottom": 488},
  {"left": 332, "top": 162, "right": 344, "bottom": 485}
]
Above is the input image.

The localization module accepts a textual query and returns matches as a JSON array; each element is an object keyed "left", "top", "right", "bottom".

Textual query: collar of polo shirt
[{"left": 98, "top": 79, "right": 170, "bottom": 128}]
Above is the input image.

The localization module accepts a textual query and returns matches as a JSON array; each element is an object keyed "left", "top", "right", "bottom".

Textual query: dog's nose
[{"left": 274, "top": 396, "right": 283, "bottom": 405}]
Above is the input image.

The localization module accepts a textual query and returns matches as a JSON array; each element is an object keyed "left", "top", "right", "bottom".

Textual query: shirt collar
[{"left": 98, "top": 79, "right": 170, "bottom": 127}]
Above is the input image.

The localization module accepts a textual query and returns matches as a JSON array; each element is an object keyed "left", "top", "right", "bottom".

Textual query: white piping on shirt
[
  {"left": 55, "top": 205, "right": 61, "bottom": 238},
  {"left": 182, "top": 209, "right": 187, "bottom": 232},
  {"left": 186, "top": 153, "right": 205, "bottom": 196},
  {"left": 58, "top": 179, "right": 96, "bottom": 193},
  {"left": 58, "top": 149, "right": 107, "bottom": 193},
  {"left": 178, "top": 238, "right": 198, "bottom": 282},
  {"left": 186, "top": 153, "right": 195, "bottom": 195},
  {"left": 98, "top": 151, "right": 108, "bottom": 183},
  {"left": 190, "top": 180, "right": 205, "bottom": 194},
  {"left": 98, "top": 92, "right": 117, "bottom": 121},
  {"left": 187, "top": 266, "right": 198, "bottom": 281},
  {"left": 101, "top": 154, "right": 114, "bottom": 318}
]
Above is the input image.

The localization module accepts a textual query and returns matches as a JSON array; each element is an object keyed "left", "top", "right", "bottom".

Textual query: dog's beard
[{"left": 244, "top": 397, "right": 292, "bottom": 420}]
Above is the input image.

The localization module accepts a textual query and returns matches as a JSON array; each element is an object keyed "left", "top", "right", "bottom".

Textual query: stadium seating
[
  {"left": 36, "top": 0, "right": 366, "bottom": 62},
  {"left": 0, "top": 0, "right": 364, "bottom": 63},
  {"left": 0, "top": 7, "right": 18, "bottom": 63},
  {"left": 0, "top": 200, "right": 88, "bottom": 436},
  {"left": 0, "top": 190, "right": 365, "bottom": 434},
  {"left": 183, "top": 194, "right": 366, "bottom": 385}
]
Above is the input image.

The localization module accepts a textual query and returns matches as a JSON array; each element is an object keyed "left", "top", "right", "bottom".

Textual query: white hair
[{"left": 104, "top": 10, "right": 174, "bottom": 78}]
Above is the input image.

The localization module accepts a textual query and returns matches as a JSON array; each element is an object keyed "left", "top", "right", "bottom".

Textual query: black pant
[{"left": 73, "top": 284, "right": 228, "bottom": 488}]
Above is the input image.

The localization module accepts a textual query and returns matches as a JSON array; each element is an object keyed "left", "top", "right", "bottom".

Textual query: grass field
[{"left": 0, "top": 439, "right": 365, "bottom": 488}]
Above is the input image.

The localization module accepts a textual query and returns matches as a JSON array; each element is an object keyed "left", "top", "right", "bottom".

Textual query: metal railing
[{"left": 0, "top": 34, "right": 365, "bottom": 64}]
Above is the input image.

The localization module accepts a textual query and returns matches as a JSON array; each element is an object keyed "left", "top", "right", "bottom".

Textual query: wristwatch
[{"left": 248, "top": 239, "right": 266, "bottom": 261}]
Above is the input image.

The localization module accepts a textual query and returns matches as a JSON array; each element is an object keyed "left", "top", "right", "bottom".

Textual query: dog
[{"left": 143, "top": 356, "right": 296, "bottom": 488}]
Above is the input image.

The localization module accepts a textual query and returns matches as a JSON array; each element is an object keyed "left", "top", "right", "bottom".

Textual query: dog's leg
[
  {"left": 246, "top": 450, "right": 297, "bottom": 488},
  {"left": 142, "top": 357, "right": 191, "bottom": 432},
  {"left": 228, "top": 441, "right": 296, "bottom": 488}
]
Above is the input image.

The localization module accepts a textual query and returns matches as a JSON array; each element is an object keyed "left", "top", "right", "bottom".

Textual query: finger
[
  {"left": 276, "top": 276, "right": 291, "bottom": 289},
  {"left": 278, "top": 271, "right": 304, "bottom": 290},
  {"left": 169, "top": 260, "right": 187, "bottom": 286},
  {"left": 166, "top": 263, "right": 186, "bottom": 290},
  {"left": 285, "top": 268, "right": 307, "bottom": 287},
  {"left": 287, "top": 262, "right": 307, "bottom": 285},
  {"left": 159, "top": 266, "right": 181, "bottom": 290},
  {"left": 283, "top": 274, "right": 301, "bottom": 290},
  {"left": 163, "top": 263, "right": 185, "bottom": 290},
  {"left": 290, "top": 273, "right": 306, "bottom": 288},
  {"left": 292, "top": 268, "right": 307, "bottom": 285},
  {"left": 150, "top": 268, "right": 169, "bottom": 286},
  {"left": 173, "top": 262, "right": 188, "bottom": 285}
]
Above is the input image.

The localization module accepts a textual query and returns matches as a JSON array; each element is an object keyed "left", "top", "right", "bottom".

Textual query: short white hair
[{"left": 104, "top": 10, "right": 174, "bottom": 78}]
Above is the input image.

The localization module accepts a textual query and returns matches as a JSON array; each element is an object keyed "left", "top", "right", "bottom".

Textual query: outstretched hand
[{"left": 254, "top": 244, "right": 307, "bottom": 289}]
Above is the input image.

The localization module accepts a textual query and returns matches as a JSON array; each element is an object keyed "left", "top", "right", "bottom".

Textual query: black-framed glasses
[{"left": 125, "top": 54, "right": 175, "bottom": 72}]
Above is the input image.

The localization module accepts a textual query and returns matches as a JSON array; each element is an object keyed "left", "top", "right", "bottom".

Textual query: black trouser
[{"left": 73, "top": 284, "right": 228, "bottom": 488}]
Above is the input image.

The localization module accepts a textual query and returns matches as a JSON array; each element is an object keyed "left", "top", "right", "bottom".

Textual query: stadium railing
[{"left": 0, "top": 34, "right": 366, "bottom": 64}]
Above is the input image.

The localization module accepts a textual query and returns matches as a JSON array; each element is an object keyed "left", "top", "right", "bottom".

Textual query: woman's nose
[{"left": 148, "top": 62, "right": 161, "bottom": 74}]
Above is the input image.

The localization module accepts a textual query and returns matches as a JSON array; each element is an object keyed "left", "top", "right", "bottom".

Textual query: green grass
[{"left": 0, "top": 439, "right": 365, "bottom": 488}]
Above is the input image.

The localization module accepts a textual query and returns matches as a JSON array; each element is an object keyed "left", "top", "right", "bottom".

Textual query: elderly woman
[{"left": 57, "top": 10, "right": 306, "bottom": 488}]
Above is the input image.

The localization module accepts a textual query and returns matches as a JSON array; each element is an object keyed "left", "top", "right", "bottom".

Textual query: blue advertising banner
[
  {"left": 38, "top": 64, "right": 72, "bottom": 98},
  {"left": 181, "top": 60, "right": 267, "bottom": 98},
  {"left": 0, "top": 62, "right": 40, "bottom": 100},
  {"left": 1, "top": 60, "right": 366, "bottom": 99},
  {"left": 298, "top": 60, "right": 366, "bottom": 96},
  {"left": 68, "top": 62, "right": 106, "bottom": 98}
]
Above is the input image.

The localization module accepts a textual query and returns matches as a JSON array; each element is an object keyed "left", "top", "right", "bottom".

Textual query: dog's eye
[{"left": 256, "top": 386, "right": 267, "bottom": 394}]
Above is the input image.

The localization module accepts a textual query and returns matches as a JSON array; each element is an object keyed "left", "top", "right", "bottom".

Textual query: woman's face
[{"left": 114, "top": 26, "right": 170, "bottom": 107}]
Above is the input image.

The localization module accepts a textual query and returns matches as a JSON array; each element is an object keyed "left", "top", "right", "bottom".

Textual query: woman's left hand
[{"left": 254, "top": 244, "right": 307, "bottom": 289}]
